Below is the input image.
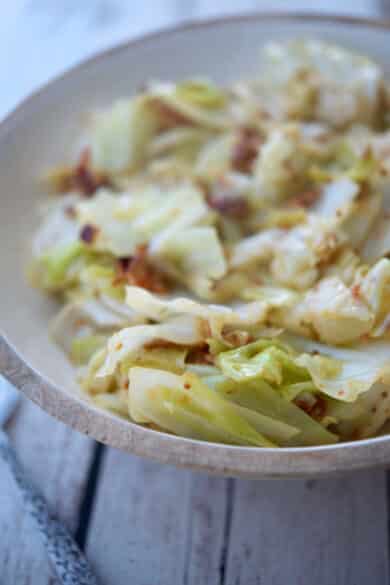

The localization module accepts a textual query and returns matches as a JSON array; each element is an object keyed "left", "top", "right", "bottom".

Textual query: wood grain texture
[
  {"left": 86, "top": 452, "right": 389, "bottom": 585},
  {"left": 0, "top": 399, "right": 94, "bottom": 585},
  {"left": 184, "top": 475, "right": 231, "bottom": 585},
  {"left": 225, "top": 472, "right": 389, "bottom": 585},
  {"left": 86, "top": 449, "right": 233, "bottom": 585},
  {"left": 86, "top": 449, "right": 191, "bottom": 585}
]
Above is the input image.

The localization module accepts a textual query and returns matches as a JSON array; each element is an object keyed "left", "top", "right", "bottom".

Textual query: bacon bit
[
  {"left": 295, "top": 396, "right": 327, "bottom": 421},
  {"left": 73, "top": 148, "right": 112, "bottom": 197},
  {"left": 350, "top": 430, "right": 362, "bottom": 441},
  {"left": 151, "top": 99, "right": 193, "bottom": 130},
  {"left": 184, "top": 383, "right": 191, "bottom": 390},
  {"left": 47, "top": 149, "right": 112, "bottom": 196},
  {"left": 113, "top": 246, "right": 170, "bottom": 294},
  {"left": 289, "top": 189, "right": 320, "bottom": 209},
  {"left": 124, "top": 380, "right": 129, "bottom": 390},
  {"left": 206, "top": 191, "right": 249, "bottom": 219},
  {"left": 231, "top": 127, "right": 262, "bottom": 173},
  {"left": 351, "top": 284, "right": 361, "bottom": 301},
  {"left": 187, "top": 346, "right": 214, "bottom": 365},
  {"left": 80, "top": 223, "right": 99, "bottom": 244},
  {"left": 294, "top": 399, "right": 312, "bottom": 415},
  {"left": 356, "top": 180, "right": 370, "bottom": 201},
  {"left": 310, "top": 397, "right": 327, "bottom": 421},
  {"left": 117, "top": 257, "right": 132, "bottom": 273}
]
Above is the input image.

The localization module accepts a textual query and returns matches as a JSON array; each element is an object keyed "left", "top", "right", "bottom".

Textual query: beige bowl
[{"left": 2, "top": 13, "right": 390, "bottom": 478}]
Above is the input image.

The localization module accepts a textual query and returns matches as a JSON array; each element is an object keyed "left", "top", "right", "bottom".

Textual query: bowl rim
[{"left": 2, "top": 11, "right": 390, "bottom": 478}]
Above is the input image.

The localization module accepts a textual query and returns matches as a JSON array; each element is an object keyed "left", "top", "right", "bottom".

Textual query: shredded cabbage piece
[{"left": 129, "top": 367, "right": 275, "bottom": 446}]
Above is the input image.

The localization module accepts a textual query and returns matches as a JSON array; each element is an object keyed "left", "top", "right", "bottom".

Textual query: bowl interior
[{"left": 1, "top": 14, "right": 390, "bottom": 477}]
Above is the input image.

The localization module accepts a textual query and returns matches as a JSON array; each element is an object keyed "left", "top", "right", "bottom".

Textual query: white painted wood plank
[
  {"left": 225, "top": 472, "right": 389, "bottom": 585},
  {"left": 184, "top": 474, "right": 230, "bottom": 585},
  {"left": 87, "top": 448, "right": 231, "bottom": 585},
  {"left": 86, "top": 450, "right": 192, "bottom": 585},
  {"left": 0, "top": 398, "right": 95, "bottom": 584},
  {"left": 86, "top": 448, "right": 389, "bottom": 585}
]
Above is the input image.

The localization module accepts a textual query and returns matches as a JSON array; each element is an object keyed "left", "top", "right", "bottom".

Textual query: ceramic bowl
[{"left": 2, "top": 13, "right": 390, "bottom": 478}]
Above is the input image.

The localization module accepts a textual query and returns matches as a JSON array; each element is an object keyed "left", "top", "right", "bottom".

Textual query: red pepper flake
[
  {"left": 73, "top": 148, "right": 111, "bottom": 197},
  {"left": 113, "top": 245, "right": 170, "bottom": 294},
  {"left": 80, "top": 223, "right": 99, "bottom": 244},
  {"left": 289, "top": 189, "right": 320, "bottom": 209},
  {"left": 231, "top": 127, "right": 262, "bottom": 174},
  {"left": 351, "top": 284, "right": 361, "bottom": 301},
  {"left": 295, "top": 396, "right": 327, "bottom": 421}
]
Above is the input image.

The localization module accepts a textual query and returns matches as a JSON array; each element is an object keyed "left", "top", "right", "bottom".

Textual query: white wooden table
[{"left": 1, "top": 2, "right": 389, "bottom": 583}]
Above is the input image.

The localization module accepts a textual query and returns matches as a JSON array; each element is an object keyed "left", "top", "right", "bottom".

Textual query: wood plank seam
[
  {"left": 219, "top": 478, "right": 235, "bottom": 585},
  {"left": 183, "top": 477, "right": 194, "bottom": 585},
  {"left": 75, "top": 443, "right": 106, "bottom": 550}
]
